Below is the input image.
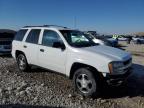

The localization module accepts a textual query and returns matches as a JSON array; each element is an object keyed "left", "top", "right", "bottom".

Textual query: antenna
[{"left": 74, "top": 16, "right": 77, "bottom": 29}]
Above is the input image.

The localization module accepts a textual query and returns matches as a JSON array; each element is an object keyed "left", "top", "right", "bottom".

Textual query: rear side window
[
  {"left": 26, "top": 29, "right": 41, "bottom": 44},
  {"left": 14, "top": 29, "right": 28, "bottom": 41}
]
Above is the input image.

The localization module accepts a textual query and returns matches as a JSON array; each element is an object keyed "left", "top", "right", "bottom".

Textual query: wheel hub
[
  {"left": 18, "top": 55, "right": 26, "bottom": 70},
  {"left": 76, "top": 74, "right": 93, "bottom": 94}
]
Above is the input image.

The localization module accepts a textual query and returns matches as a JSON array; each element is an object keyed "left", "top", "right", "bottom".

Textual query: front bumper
[{"left": 105, "top": 67, "right": 132, "bottom": 86}]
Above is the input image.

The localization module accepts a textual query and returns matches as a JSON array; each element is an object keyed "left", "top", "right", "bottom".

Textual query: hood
[{"left": 82, "top": 45, "right": 131, "bottom": 61}]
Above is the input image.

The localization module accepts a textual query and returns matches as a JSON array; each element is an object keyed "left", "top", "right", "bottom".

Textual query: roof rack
[{"left": 23, "top": 25, "right": 68, "bottom": 28}]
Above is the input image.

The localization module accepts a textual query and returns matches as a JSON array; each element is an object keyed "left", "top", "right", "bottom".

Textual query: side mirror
[{"left": 53, "top": 42, "right": 66, "bottom": 50}]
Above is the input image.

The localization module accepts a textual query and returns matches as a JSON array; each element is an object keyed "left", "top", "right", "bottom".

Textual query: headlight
[
  {"left": 108, "top": 61, "right": 124, "bottom": 73},
  {"left": 113, "top": 62, "right": 124, "bottom": 68}
]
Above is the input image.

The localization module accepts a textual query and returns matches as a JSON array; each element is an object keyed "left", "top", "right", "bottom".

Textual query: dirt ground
[{"left": 0, "top": 41, "right": 144, "bottom": 108}]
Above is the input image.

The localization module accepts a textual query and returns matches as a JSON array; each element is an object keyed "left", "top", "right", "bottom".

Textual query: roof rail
[
  {"left": 23, "top": 26, "right": 43, "bottom": 28},
  {"left": 43, "top": 25, "right": 68, "bottom": 28},
  {"left": 23, "top": 25, "right": 68, "bottom": 28}
]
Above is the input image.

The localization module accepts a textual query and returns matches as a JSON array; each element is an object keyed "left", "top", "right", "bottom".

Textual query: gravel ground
[{"left": 0, "top": 42, "right": 144, "bottom": 108}]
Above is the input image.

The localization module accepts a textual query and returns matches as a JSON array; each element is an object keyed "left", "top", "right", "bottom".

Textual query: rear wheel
[
  {"left": 73, "top": 68, "right": 100, "bottom": 97},
  {"left": 16, "top": 54, "right": 30, "bottom": 72}
]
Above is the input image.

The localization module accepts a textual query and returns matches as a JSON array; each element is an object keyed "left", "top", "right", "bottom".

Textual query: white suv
[{"left": 12, "top": 25, "right": 132, "bottom": 97}]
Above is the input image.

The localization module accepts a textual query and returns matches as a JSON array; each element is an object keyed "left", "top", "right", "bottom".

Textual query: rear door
[
  {"left": 12, "top": 29, "right": 28, "bottom": 58},
  {"left": 23, "top": 29, "right": 41, "bottom": 65},
  {"left": 38, "top": 29, "right": 67, "bottom": 74}
]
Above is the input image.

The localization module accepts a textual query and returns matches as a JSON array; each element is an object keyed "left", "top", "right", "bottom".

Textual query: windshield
[{"left": 60, "top": 30, "right": 98, "bottom": 47}]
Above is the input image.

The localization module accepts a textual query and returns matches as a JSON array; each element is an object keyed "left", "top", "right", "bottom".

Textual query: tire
[
  {"left": 16, "top": 54, "right": 30, "bottom": 72},
  {"left": 73, "top": 68, "right": 100, "bottom": 97}
]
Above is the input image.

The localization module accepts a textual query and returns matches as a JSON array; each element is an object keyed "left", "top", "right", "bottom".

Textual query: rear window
[{"left": 14, "top": 29, "right": 28, "bottom": 41}]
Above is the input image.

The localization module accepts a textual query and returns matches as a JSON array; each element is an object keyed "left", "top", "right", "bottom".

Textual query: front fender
[{"left": 65, "top": 53, "right": 111, "bottom": 77}]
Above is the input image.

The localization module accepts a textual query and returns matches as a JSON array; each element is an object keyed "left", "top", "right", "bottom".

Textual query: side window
[
  {"left": 26, "top": 29, "right": 41, "bottom": 44},
  {"left": 42, "top": 30, "right": 62, "bottom": 47},
  {"left": 14, "top": 29, "right": 28, "bottom": 41}
]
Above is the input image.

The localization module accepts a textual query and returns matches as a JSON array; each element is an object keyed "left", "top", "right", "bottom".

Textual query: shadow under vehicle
[
  {"left": 0, "top": 104, "right": 64, "bottom": 108},
  {"left": 100, "top": 63, "right": 144, "bottom": 99}
]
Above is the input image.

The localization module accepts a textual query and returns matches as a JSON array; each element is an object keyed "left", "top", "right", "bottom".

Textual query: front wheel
[
  {"left": 16, "top": 54, "right": 30, "bottom": 72},
  {"left": 73, "top": 68, "right": 100, "bottom": 97}
]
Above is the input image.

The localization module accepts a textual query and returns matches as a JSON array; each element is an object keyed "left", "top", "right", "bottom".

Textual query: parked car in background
[
  {"left": 0, "top": 29, "right": 16, "bottom": 55},
  {"left": 85, "top": 32, "right": 118, "bottom": 47},
  {"left": 87, "top": 31, "right": 97, "bottom": 36},
  {"left": 132, "top": 36, "right": 144, "bottom": 44},
  {"left": 12, "top": 25, "right": 132, "bottom": 97},
  {"left": 104, "top": 35, "right": 118, "bottom": 47},
  {"left": 118, "top": 36, "right": 128, "bottom": 41},
  {"left": 84, "top": 33, "right": 111, "bottom": 46}
]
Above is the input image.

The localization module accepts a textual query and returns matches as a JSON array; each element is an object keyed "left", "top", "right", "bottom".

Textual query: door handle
[
  {"left": 23, "top": 45, "right": 27, "bottom": 48},
  {"left": 40, "top": 49, "right": 44, "bottom": 52}
]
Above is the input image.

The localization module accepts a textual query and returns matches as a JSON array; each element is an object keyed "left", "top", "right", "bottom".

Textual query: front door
[{"left": 38, "top": 30, "right": 67, "bottom": 74}]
